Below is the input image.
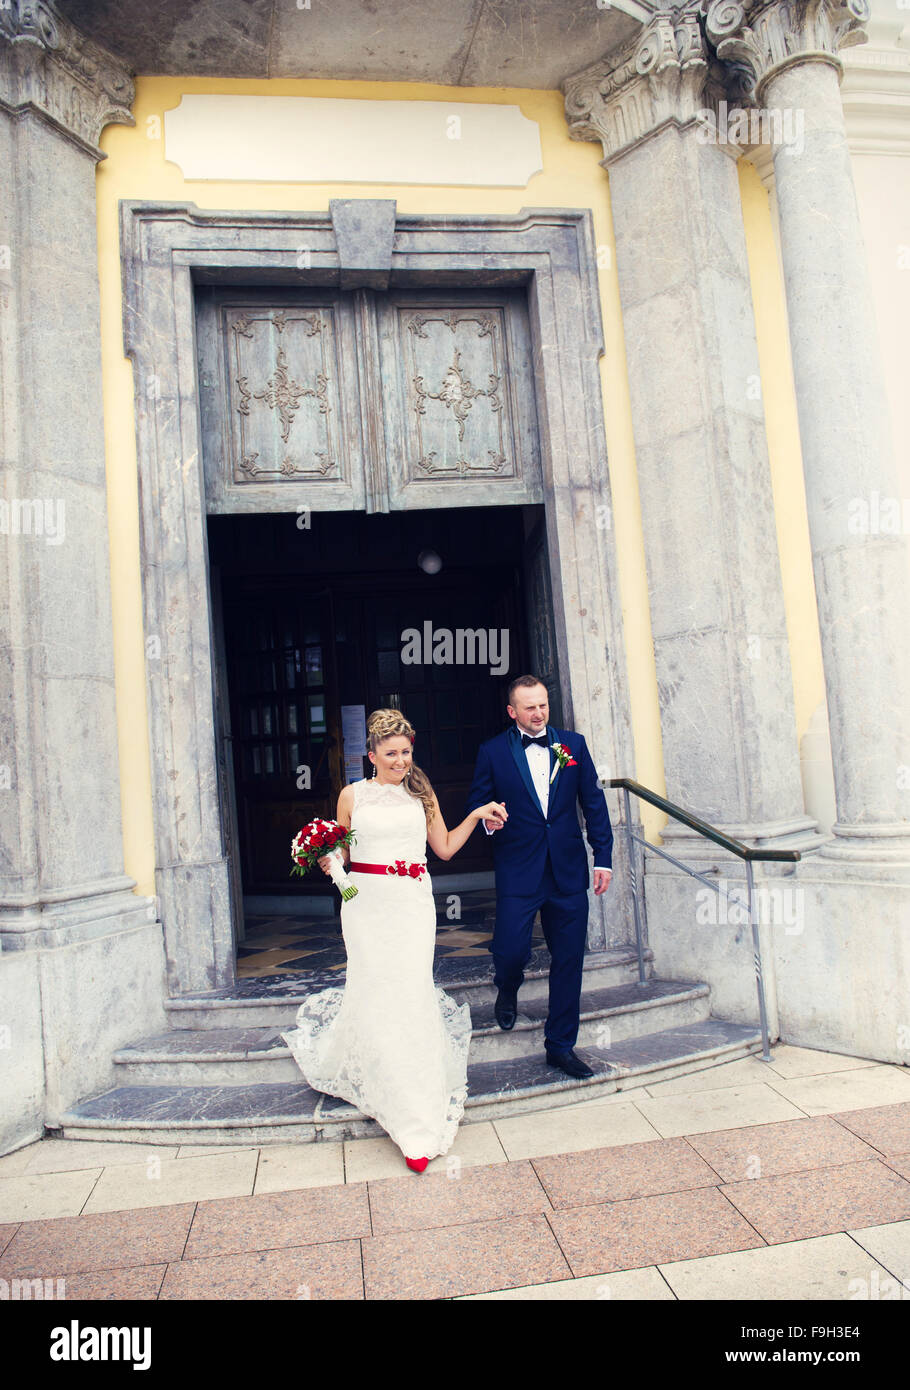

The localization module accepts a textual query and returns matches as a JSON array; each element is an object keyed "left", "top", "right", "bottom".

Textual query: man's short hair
[{"left": 507, "top": 674, "right": 547, "bottom": 704}]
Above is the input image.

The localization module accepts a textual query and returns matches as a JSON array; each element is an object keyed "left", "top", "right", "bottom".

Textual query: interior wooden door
[{"left": 223, "top": 582, "right": 342, "bottom": 896}]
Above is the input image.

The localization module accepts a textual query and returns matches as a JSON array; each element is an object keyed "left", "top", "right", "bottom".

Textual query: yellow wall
[{"left": 95, "top": 77, "right": 821, "bottom": 896}]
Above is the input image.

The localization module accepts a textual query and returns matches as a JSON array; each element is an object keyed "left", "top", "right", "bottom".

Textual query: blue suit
[{"left": 466, "top": 724, "right": 613, "bottom": 1051}]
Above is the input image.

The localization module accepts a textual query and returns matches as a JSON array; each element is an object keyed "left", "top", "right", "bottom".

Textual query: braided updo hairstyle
[{"left": 366, "top": 708, "right": 436, "bottom": 824}]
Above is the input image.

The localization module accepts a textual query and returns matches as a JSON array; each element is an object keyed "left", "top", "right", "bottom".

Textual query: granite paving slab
[
  {"left": 52, "top": 1265, "right": 168, "bottom": 1300},
  {"left": 183, "top": 1183, "right": 371, "bottom": 1260},
  {"left": 531, "top": 1137, "right": 721, "bottom": 1208},
  {"left": 658, "top": 1232, "right": 894, "bottom": 1302},
  {"left": 0, "top": 1204, "right": 196, "bottom": 1277},
  {"left": 720, "top": 1159, "right": 910, "bottom": 1244},
  {"left": 884, "top": 1154, "right": 910, "bottom": 1181},
  {"left": 361, "top": 1212, "right": 571, "bottom": 1300},
  {"left": 367, "top": 1159, "right": 551, "bottom": 1234},
  {"left": 846, "top": 1217, "right": 910, "bottom": 1285},
  {"left": 685, "top": 1115, "right": 883, "bottom": 1182},
  {"left": 828, "top": 1101, "right": 910, "bottom": 1157},
  {"left": 548, "top": 1186, "right": 766, "bottom": 1276},
  {"left": 160, "top": 1239, "right": 364, "bottom": 1300}
]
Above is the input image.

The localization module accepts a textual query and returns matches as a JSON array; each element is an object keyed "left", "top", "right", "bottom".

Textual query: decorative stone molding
[
  {"left": 563, "top": 9, "right": 710, "bottom": 161},
  {"left": 702, "top": 0, "right": 870, "bottom": 104},
  {"left": 840, "top": 14, "right": 910, "bottom": 156},
  {"left": 0, "top": 0, "right": 134, "bottom": 154}
]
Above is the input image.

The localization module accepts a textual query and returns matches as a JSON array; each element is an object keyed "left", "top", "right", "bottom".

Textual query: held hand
[
  {"left": 478, "top": 801, "right": 507, "bottom": 831},
  {"left": 593, "top": 868, "right": 612, "bottom": 896},
  {"left": 317, "top": 854, "right": 334, "bottom": 876}
]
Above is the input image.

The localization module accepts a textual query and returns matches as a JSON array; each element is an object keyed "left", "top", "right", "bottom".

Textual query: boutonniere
[{"left": 549, "top": 742, "right": 578, "bottom": 784}]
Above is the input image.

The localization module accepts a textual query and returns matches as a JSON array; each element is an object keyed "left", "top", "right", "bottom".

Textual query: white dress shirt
[{"left": 484, "top": 726, "right": 611, "bottom": 873}]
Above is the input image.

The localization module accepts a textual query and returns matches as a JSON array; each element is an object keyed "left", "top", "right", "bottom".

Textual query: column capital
[
  {"left": 702, "top": 0, "right": 870, "bottom": 103},
  {"left": 0, "top": 0, "right": 135, "bottom": 156},
  {"left": 562, "top": 8, "right": 711, "bottom": 163}
]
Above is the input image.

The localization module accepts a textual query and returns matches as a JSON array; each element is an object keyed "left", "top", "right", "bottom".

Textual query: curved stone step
[
  {"left": 58, "top": 1019, "right": 766, "bottom": 1146},
  {"left": 118, "top": 977, "right": 709, "bottom": 1082},
  {"left": 163, "top": 945, "right": 653, "bottom": 1030}
]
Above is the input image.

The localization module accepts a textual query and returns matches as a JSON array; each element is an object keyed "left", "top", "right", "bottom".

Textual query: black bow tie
[{"left": 521, "top": 732, "right": 549, "bottom": 748}]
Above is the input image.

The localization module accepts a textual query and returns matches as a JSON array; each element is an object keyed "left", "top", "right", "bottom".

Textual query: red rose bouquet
[{"left": 290, "top": 818, "right": 358, "bottom": 901}]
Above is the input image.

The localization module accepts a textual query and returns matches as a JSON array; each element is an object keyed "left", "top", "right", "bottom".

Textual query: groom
[{"left": 466, "top": 675, "right": 613, "bottom": 1079}]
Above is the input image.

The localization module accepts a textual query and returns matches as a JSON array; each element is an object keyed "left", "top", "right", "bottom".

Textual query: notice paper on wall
[{"left": 342, "top": 703, "right": 367, "bottom": 785}]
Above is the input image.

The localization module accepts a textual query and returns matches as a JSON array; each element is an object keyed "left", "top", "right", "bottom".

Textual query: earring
[{"left": 371, "top": 763, "right": 377, "bottom": 779}]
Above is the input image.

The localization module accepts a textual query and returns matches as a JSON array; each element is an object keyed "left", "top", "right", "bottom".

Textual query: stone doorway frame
[{"left": 120, "top": 199, "right": 639, "bottom": 995}]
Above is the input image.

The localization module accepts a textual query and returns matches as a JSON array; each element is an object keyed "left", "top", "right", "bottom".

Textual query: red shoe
[{"left": 405, "top": 1156, "right": 429, "bottom": 1173}]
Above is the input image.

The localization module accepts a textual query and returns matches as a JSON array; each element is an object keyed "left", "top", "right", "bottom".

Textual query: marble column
[
  {"left": 705, "top": 0, "right": 910, "bottom": 862},
  {"left": 0, "top": 3, "right": 164, "bottom": 1147},
  {"left": 562, "top": 12, "right": 822, "bottom": 858}
]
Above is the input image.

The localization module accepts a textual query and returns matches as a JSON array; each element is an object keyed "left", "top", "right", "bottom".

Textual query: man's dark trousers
[{"left": 492, "top": 853, "right": 589, "bottom": 1052}]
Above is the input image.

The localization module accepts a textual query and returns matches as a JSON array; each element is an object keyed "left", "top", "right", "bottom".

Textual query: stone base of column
[
  {"left": 643, "top": 868, "right": 785, "bottom": 1035},
  {"left": 777, "top": 871, "right": 910, "bottom": 1064},
  {"left": 816, "top": 825, "right": 910, "bottom": 867},
  {"left": 644, "top": 858, "right": 910, "bottom": 1064},
  {"left": 0, "top": 880, "right": 155, "bottom": 946},
  {"left": 0, "top": 889, "right": 168, "bottom": 1149}
]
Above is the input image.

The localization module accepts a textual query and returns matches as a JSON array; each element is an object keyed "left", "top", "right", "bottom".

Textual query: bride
[{"left": 280, "top": 707, "right": 507, "bottom": 1173}]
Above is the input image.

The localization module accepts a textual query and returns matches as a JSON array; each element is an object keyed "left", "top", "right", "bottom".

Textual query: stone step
[
  {"left": 58, "top": 1019, "right": 766, "bottom": 1146},
  {"left": 118, "top": 977, "right": 708, "bottom": 1082},
  {"left": 165, "top": 944, "right": 653, "bottom": 1030}
]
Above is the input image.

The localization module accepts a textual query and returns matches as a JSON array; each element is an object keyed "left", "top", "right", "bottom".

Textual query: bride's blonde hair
[{"left": 367, "top": 708, "right": 436, "bottom": 824}]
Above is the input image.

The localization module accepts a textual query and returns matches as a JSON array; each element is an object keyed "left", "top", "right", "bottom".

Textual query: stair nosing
[
  {"left": 164, "top": 947, "right": 654, "bottom": 1009},
  {"left": 116, "top": 979, "right": 708, "bottom": 1060},
  {"left": 63, "top": 1022, "right": 765, "bottom": 1129}
]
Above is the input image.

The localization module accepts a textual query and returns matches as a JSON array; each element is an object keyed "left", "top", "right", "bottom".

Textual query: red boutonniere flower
[{"left": 549, "top": 742, "right": 578, "bottom": 784}]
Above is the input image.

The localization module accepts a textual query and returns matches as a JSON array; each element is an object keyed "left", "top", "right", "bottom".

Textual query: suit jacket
[{"left": 466, "top": 724, "right": 613, "bottom": 895}]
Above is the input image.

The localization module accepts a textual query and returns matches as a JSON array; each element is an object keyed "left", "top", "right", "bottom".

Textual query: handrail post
[
  {"left": 623, "top": 785, "right": 647, "bottom": 983},
  {"left": 746, "top": 859, "right": 772, "bottom": 1062}
]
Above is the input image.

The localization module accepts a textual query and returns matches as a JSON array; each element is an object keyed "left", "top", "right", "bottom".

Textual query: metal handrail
[{"left": 605, "top": 778, "right": 802, "bottom": 1063}]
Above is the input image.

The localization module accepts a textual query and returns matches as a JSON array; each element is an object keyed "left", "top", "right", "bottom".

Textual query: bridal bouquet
[{"left": 290, "top": 818, "right": 358, "bottom": 901}]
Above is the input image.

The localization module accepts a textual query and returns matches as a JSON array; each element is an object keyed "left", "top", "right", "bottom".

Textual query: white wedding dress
[{"left": 280, "top": 776, "right": 473, "bottom": 1158}]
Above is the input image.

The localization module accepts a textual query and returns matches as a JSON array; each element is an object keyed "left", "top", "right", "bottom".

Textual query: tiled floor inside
[
  {"left": 237, "top": 888, "right": 539, "bottom": 978},
  {"left": 2, "top": 1045, "right": 910, "bottom": 1299}
]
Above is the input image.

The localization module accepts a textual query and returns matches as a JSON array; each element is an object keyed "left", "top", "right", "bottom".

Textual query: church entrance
[
  {"left": 208, "top": 504, "right": 560, "bottom": 927},
  {"left": 123, "top": 202, "right": 630, "bottom": 995}
]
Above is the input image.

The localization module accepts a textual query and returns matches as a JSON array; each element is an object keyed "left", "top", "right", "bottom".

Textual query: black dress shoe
[
  {"left": 494, "top": 988, "right": 518, "bottom": 1030},
  {"left": 545, "top": 1046, "right": 595, "bottom": 1079}
]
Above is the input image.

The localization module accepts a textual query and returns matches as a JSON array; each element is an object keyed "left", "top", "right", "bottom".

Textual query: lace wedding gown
[{"left": 280, "top": 776, "right": 473, "bottom": 1159}]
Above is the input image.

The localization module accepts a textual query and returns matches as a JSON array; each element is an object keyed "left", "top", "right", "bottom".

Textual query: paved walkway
[{"left": 1, "top": 1044, "right": 909, "bottom": 1299}]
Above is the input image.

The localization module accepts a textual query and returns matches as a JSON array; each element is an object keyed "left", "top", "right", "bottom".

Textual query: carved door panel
[
  {"left": 376, "top": 291, "right": 543, "bottom": 511},
  {"left": 196, "top": 287, "right": 367, "bottom": 513},
  {"left": 197, "top": 286, "right": 543, "bottom": 515}
]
